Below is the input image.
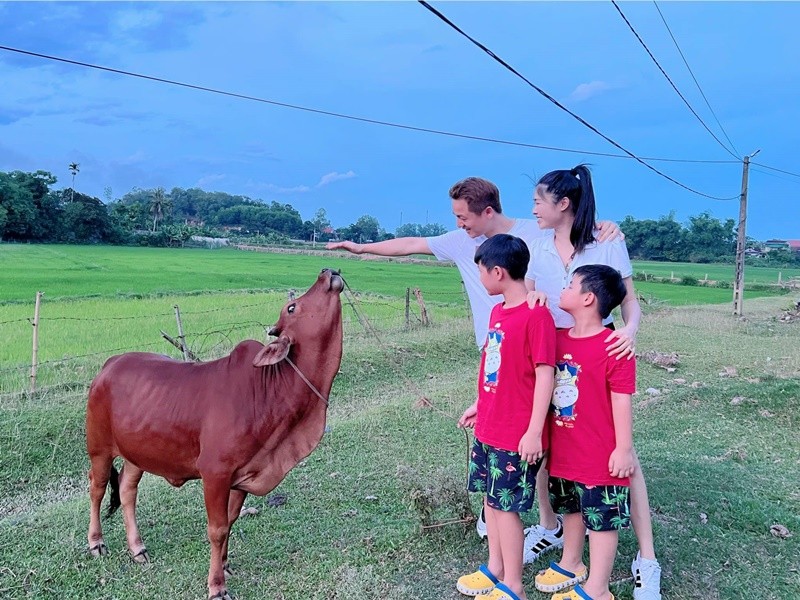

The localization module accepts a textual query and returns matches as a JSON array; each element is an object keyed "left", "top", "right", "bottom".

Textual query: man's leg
[
  {"left": 523, "top": 462, "right": 565, "bottom": 563},
  {"left": 630, "top": 452, "right": 662, "bottom": 600}
]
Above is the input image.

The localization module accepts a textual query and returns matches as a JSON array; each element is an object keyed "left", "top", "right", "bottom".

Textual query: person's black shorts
[
  {"left": 548, "top": 476, "right": 631, "bottom": 532},
  {"left": 467, "top": 438, "right": 542, "bottom": 513}
]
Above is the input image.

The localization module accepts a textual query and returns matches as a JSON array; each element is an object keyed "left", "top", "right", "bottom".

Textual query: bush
[{"left": 680, "top": 276, "right": 699, "bottom": 286}]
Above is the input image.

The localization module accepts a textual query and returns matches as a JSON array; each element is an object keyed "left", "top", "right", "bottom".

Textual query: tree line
[{"left": 1, "top": 169, "right": 796, "bottom": 266}]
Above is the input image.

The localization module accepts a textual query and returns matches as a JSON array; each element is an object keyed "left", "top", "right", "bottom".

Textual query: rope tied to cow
[
  {"left": 285, "top": 355, "right": 329, "bottom": 406},
  {"left": 340, "top": 280, "right": 476, "bottom": 529}
]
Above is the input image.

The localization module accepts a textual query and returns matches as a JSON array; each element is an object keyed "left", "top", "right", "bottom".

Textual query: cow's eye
[{"left": 287, "top": 303, "right": 296, "bottom": 314}]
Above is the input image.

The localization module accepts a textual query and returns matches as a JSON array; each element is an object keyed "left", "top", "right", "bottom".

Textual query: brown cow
[{"left": 86, "top": 268, "right": 344, "bottom": 599}]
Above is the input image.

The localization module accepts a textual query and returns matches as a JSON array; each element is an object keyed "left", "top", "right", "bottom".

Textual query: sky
[{"left": 1, "top": 1, "right": 799, "bottom": 240}]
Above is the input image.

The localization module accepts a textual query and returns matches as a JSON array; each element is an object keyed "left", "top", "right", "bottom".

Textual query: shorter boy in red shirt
[
  {"left": 456, "top": 234, "right": 556, "bottom": 600},
  {"left": 534, "top": 264, "right": 636, "bottom": 600}
]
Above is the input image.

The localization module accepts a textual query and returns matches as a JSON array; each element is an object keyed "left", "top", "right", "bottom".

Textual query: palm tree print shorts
[
  {"left": 467, "top": 439, "right": 542, "bottom": 512},
  {"left": 548, "top": 477, "right": 631, "bottom": 531}
]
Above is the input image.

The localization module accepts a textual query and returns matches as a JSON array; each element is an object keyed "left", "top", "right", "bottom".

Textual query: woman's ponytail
[{"left": 537, "top": 164, "right": 597, "bottom": 254}]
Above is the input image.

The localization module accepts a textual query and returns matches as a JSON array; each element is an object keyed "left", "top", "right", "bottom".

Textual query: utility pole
[{"left": 733, "top": 149, "right": 760, "bottom": 317}]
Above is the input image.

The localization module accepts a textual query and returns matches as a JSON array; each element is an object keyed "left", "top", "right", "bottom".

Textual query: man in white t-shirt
[{"left": 326, "top": 177, "right": 620, "bottom": 555}]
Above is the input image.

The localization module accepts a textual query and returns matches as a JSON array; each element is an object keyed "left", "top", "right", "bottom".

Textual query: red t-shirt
[
  {"left": 475, "top": 303, "right": 556, "bottom": 452},
  {"left": 548, "top": 328, "right": 636, "bottom": 486}
]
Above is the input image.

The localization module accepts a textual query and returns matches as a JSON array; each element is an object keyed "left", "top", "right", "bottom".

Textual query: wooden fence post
[
  {"left": 413, "top": 288, "right": 430, "bottom": 326},
  {"left": 30, "top": 291, "right": 43, "bottom": 394},
  {"left": 174, "top": 304, "right": 190, "bottom": 362},
  {"left": 405, "top": 288, "right": 411, "bottom": 329}
]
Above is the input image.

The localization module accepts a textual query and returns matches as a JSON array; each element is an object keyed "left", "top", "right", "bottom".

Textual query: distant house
[
  {"left": 764, "top": 239, "right": 789, "bottom": 251},
  {"left": 788, "top": 240, "right": 800, "bottom": 254}
]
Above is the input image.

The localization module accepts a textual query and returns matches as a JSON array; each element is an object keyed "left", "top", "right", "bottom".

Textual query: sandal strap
[
  {"left": 548, "top": 561, "right": 579, "bottom": 579},
  {"left": 494, "top": 582, "right": 523, "bottom": 600},
  {"left": 478, "top": 564, "right": 500, "bottom": 585}
]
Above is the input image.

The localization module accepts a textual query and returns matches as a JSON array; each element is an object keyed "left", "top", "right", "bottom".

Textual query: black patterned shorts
[
  {"left": 548, "top": 476, "right": 631, "bottom": 532},
  {"left": 467, "top": 439, "right": 542, "bottom": 513}
]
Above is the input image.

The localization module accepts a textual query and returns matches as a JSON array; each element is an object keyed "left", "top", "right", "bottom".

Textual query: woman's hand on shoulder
[
  {"left": 604, "top": 324, "right": 636, "bottom": 361},
  {"left": 595, "top": 220, "right": 624, "bottom": 242},
  {"left": 526, "top": 290, "right": 548, "bottom": 309}
]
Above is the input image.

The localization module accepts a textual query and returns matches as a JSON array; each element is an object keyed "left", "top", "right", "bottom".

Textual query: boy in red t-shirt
[
  {"left": 534, "top": 264, "right": 636, "bottom": 600},
  {"left": 456, "top": 234, "right": 556, "bottom": 600}
]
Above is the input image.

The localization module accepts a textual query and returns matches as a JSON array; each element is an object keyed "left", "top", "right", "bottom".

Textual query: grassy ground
[{"left": 1, "top": 291, "right": 798, "bottom": 599}]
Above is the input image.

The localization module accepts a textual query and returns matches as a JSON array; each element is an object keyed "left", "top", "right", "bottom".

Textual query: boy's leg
[
  {"left": 555, "top": 512, "right": 587, "bottom": 574},
  {"left": 484, "top": 498, "right": 505, "bottom": 582},
  {"left": 580, "top": 530, "right": 617, "bottom": 600},
  {"left": 491, "top": 507, "right": 526, "bottom": 599}
]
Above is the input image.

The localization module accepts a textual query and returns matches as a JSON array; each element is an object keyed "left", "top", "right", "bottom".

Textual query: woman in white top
[
  {"left": 527, "top": 165, "right": 639, "bottom": 357},
  {"left": 524, "top": 165, "right": 661, "bottom": 600}
]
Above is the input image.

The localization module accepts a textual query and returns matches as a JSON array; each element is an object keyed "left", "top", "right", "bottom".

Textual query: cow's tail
[{"left": 105, "top": 465, "right": 121, "bottom": 519}]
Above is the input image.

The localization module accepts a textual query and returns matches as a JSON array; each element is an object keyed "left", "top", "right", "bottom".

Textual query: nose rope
[{"left": 285, "top": 355, "right": 329, "bottom": 407}]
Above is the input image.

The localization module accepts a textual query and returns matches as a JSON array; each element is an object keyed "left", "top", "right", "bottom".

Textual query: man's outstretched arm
[{"left": 326, "top": 237, "right": 433, "bottom": 257}]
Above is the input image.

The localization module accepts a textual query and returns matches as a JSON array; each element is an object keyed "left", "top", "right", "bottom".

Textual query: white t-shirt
[
  {"left": 427, "top": 219, "right": 546, "bottom": 347},
  {"left": 525, "top": 232, "right": 633, "bottom": 329}
]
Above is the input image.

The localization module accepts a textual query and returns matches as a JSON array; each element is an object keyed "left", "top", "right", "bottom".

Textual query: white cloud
[
  {"left": 196, "top": 174, "right": 226, "bottom": 188},
  {"left": 568, "top": 81, "right": 613, "bottom": 102},
  {"left": 316, "top": 170, "right": 356, "bottom": 187}
]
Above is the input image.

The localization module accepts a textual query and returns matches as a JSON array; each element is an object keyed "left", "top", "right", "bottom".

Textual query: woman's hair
[{"left": 537, "top": 164, "right": 597, "bottom": 255}]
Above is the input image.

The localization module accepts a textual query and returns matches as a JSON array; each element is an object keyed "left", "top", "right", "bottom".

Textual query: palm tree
[
  {"left": 149, "top": 187, "right": 171, "bottom": 232},
  {"left": 68, "top": 162, "right": 80, "bottom": 202}
]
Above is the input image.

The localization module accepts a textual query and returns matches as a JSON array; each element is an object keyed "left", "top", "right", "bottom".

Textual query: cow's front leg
[
  {"left": 202, "top": 475, "right": 233, "bottom": 600},
  {"left": 222, "top": 489, "right": 248, "bottom": 579}
]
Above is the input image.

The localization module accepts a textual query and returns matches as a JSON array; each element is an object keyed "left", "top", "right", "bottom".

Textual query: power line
[
  {"left": 750, "top": 162, "right": 800, "bottom": 179},
  {"left": 0, "top": 44, "right": 739, "bottom": 167},
  {"left": 611, "top": 0, "right": 738, "bottom": 159},
  {"left": 652, "top": 1, "right": 740, "bottom": 157},
  {"left": 750, "top": 166, "right": 800, "bottom": 186},
  {"left": 417, "top": 2, "right": 740, "bottom": 201}
]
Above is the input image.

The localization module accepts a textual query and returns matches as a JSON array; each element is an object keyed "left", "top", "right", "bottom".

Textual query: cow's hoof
[
  {"left": 209, "top": 592, "right": 232, "bottom": 600},
  {"left": 89, "top": 543, "right": 108, "bottom": 557},
  {"left": 131, "top": 549, "right": 150, "bottom": 564}
]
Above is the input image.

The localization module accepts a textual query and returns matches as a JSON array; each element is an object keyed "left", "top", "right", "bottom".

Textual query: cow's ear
[{"left": 253, "top": 337, "right": 291, "bottom": 366}]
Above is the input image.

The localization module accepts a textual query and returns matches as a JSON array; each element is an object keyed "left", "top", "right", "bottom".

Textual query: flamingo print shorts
[
  {"left": 548, "top": 477, "right": 631, "bottom": 531},
  {"left": 467, "top": 439, "right": 542, "bottom": 512}
]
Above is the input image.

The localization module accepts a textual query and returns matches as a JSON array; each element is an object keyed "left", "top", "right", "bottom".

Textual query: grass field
[
  {"left": 0, "top": 244, "right": 798, "bottom": 599},
  {"left": 633, "top": 260, "right": 800, "bottom": 285}
]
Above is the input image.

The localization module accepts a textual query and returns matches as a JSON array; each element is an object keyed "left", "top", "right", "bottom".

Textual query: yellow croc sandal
[
  {"left": 457, "top": 564, "right": 500, "bottom": 596},
  {"left": 552, "top": 584, "right": 615, "bottom": 600},
  {"left": 534, "top": 561, "right": 588, "bottom": 593}
]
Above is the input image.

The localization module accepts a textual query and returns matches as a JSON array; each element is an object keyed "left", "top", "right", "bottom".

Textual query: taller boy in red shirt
[
  {"left": 534, "top": 264, "right": 637, "bottom": 600},
  {"left": 456, "top": 234, "right": 556, "bottom": 600}
]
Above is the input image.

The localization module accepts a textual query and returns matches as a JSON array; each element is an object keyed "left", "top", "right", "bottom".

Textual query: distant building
[
  {"left": 788, "top": 240, "right": 800, "bottom": 253},
  {"left": 764, "top": 239, "right": 789, "bottom": 251}
]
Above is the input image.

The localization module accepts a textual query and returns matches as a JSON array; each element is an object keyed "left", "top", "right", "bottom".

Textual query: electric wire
[
  {"left": 750, "top": 162, "right": 800, "bottom": 180},
  {"left": 0, "top": 44, "right": 738, "bottom": 166},
  {"left": 652, "top": 1, "right": 740, "bottom": 157},
  {"left": 611, "top": 0, "right": 738, "bottom": 159},
  {"left": 418, "top": 1, "right": 740, "bottom": 201}
]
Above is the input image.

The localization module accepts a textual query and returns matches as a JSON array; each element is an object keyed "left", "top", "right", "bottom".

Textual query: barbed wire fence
[{"left": 0, "top": 284, "right": 473, "bottom": 400}]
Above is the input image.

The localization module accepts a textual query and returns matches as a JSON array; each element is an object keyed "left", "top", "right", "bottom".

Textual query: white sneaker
[
  {"left": 476, "top": 506, "right": 487, "bottom": 539},
  {"left": 632, "top": 552, "right": 662, "bottom": 600},
  {"left": 523, "top": 514, "right": 565, "bottom": 564}
]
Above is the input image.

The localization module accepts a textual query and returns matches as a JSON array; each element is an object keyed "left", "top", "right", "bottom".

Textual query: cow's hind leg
[
  {"left": 87, "top": 455, "right": 113, "bottom": 557},
  {"left": 203, "top": 476, "right": 233, "bottom": 600},
  {"left": 118, "top": 462, "right": 149, "bottom": 563},
  {"left": 222, "top": 489, "right": 248, "bottom": 579}
]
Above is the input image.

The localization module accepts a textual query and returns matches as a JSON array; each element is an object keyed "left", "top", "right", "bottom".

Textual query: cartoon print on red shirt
[
  {"left": 482, "top": 327, "right": 503, "bottom": 393},
  {"left": 552, "top": 356, "right": 580, "bottom": 427}
]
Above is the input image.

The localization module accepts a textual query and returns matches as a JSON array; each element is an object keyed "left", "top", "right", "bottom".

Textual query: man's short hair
[
  {"left": 449, "top": 177, "right": 502, "bottom": 215},
  {"left": 473, "top": 234, "right": 529, "bottom": 280},
  {"left": 572, "top": 264, "right": 627, "bottom": 319}
]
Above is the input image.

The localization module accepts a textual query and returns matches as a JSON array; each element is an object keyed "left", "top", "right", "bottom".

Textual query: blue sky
[{"left": 1, "top": 1, "right": 798, "bottom": 239}]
